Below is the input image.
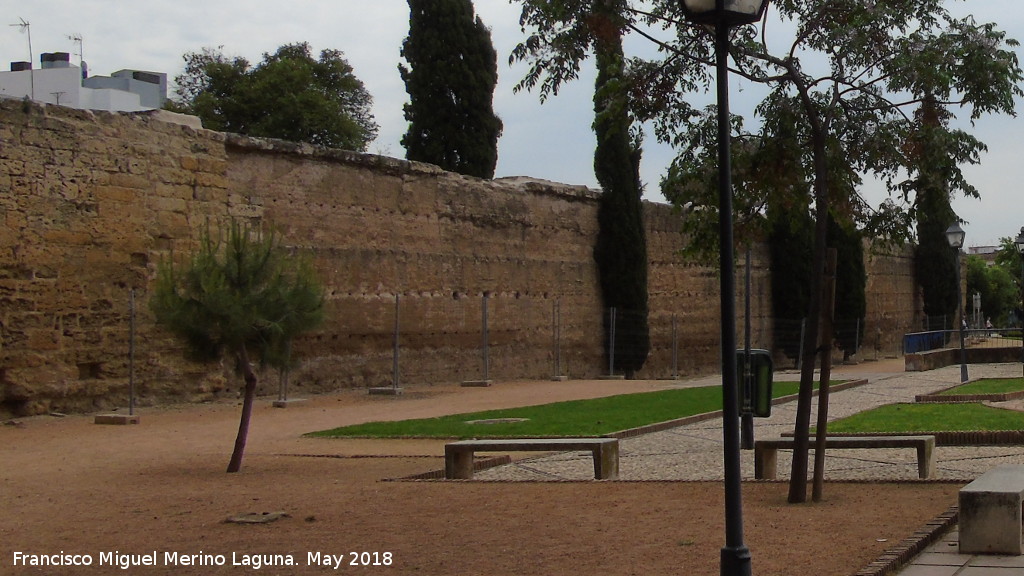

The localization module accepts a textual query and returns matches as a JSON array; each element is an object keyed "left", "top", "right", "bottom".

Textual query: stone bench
[
  {"left": 753, "top": 435, "right": 936, "bottom": 480},
  {"left": 444, "top": 438, "right": 619, "bottom": 480},
  {"left": 959, "top": 464, "right": 1024, "bottom": 555}
]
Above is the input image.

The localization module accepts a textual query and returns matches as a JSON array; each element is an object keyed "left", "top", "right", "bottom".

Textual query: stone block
[
  {"left": 960, "top": 465, "right": 1024, "bottom": 555},
  {"left": 94, "top": 414, "right": 141, "bottom": 425}
]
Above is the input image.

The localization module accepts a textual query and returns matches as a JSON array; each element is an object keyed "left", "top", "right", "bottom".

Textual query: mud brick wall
[{"left": 0, "top": 99, "right": 917, "bottom": 416}]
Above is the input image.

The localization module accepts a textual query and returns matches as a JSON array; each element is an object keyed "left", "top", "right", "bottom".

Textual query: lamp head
[
  {"left": 678, "top": 0, "right": 770, "bottom": 26},
  {"left": 1015, "top": 227, "right": 1024, "bottom": 254},
  {"left": 945, "top": 222, "right": 966, "bottom": 250}
]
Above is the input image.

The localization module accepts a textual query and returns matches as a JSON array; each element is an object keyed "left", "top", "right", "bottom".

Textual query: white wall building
[{"left": 0, "top": 51, "right": 167, "bottom": 112}]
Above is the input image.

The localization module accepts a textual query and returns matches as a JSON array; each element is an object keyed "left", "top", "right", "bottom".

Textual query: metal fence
[
  {"left": 289, "top": 293, "right": 907, "bottom": 391},
  {"left": 904, "top": 328, "right": 1024, "bottom": 354}
]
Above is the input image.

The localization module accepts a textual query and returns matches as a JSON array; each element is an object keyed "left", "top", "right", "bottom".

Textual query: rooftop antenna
[
  {"left": 67, "top": 33, "right": 83, "bottom": 66},
  {"left": 9, "top": 17, "right": 34, "bottom": 100}
]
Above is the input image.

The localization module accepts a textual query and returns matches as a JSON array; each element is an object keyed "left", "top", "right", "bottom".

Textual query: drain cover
[{"left": 464, "top": 418, "right": 529, "bottom": 425}]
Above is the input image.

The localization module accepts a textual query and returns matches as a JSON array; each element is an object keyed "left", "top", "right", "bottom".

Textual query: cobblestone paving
[{"left": 474, "top": 363, "right": 1024, "bottom": 482}]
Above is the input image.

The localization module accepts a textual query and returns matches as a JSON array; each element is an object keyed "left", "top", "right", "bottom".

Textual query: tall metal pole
[
  {"left": 672, "top": 314, "right": 680, "bottom": 379},
  {"left": 393, "top": 294, "right": 401, "bottom": 390},
  {"left": 955, "top": 248, "right": 968, "bottom": 383},
  {"left": 741, "top": 246, "right": 754, "bottom": 450},
  {"left": 129, "top": 289, "right": 136, "bottom": 416},
  {"left": 714, "top": 17, "right": 750, "bottom": 576},
  {"left": 1016, "top": 227, "right": 1024, "bottom": 378},
  {"left": 608, "top": 307, "right": 617, "bottom": 377},
  {"left": 481, "top": 293, "right": 490, "bottom": 381}
]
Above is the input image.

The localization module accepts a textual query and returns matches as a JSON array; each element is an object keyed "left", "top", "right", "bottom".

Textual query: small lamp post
[
  {"left": 677, "top": 1, "right": 769, "bottom": 575},
  {"left": 1014, "top": 227, "right": 1024, "bottom": 377},
  {"left": 946, "top": 222, "right": 968, "bottom": 383}
]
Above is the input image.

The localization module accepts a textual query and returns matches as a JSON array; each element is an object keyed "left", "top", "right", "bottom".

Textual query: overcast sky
[{"left": 2, "top": 0, "right": 1021, "bottom": 247}]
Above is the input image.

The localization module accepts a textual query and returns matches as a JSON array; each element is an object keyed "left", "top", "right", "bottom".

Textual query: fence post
[
  {"left": 482, "top": 293, "right": 490, "bottom": 380},
  {"left": 671, "top": 314, "right": 679, "bottom": 379},
  {"left": 393, "top": 293, "right": 401, "bottom": 389},
  {"left": 797, "top": 317, "right": 806, "bottom": 370},
  {"left": 369, "top": 293, "right": 404, "bottom": 395},
  {"left": 854, "top": 318, "right": 860, "bottom": 358},
  {"left": 552, "top": 299, "right": 566, "bottom": 380},
  {"left": 461, "top": 293, "right": 493, "bottom": 387},
  {"left": 129, "top": 289, "right": 136, "bottom": 416},
  {"left": 608, "top": 307, "right": 617, "bottom": 377}
]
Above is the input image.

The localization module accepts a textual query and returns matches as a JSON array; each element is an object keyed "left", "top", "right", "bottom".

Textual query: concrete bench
[
  {"left": 959, "top": 464, "right": 1024, "bottom": 555},
  {"left": 753, "top": 435, "right": 936, "bottom": 480},
  {"left": 444, "top": 438, "right": 619, "bottom": 480}
]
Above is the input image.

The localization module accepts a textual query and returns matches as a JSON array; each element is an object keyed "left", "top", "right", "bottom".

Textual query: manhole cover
[{"left": 464, "top": 418, "right": 529, "bottom": 425}]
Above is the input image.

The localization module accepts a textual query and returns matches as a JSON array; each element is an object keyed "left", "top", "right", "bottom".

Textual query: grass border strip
[
  {"left": 609, "top": 378, "right": 868, "bottom": 439},
  {"left": 395, "top": 378, "right": 871, "bottom": 480},
  {"left": 821, "top": 430, "right": 1024, "bottom": 446}
]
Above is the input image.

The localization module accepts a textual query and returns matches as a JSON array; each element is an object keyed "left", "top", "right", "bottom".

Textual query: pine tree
[
  {"left": 400, "top": 0, "right": 503, "bottom": 178},
  {"left": 150, "top": 220, "right": 324, "bottom": 473}
]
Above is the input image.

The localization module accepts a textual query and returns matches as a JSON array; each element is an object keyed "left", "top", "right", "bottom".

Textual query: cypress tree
[
  {"left": 829, "top": 215, "right": 866, "bottom": 358},
  {"left": 400, "top": 0, "right": 503, "bottom": 178},
  {"left": 911, "top": 97, "right": 959, "bottom": 328},
  {"left": 768, "top": 204, "right": 814, "bottom": 360},
  {"left": 591, "top": 2, "right": 649, "bottom": 377}
]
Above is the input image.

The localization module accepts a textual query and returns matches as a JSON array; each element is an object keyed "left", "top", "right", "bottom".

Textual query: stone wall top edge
[
  {"left": 222, "top": 132, "right": 605, "bottom": 204},
  {"left": 0, "top": 98, "right": 211, "bottom": 139}
]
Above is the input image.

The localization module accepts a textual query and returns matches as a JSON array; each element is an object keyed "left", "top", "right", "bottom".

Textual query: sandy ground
[{"left": 0, "top": 363, "right": 963, "bottom": 575}]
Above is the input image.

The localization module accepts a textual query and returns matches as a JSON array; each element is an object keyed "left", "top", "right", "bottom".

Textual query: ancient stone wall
[
  {"left": 0, "top": 100, "right": 915, "bottom": 417},
  {"left": 863, "top": 241, "right": 922, "bottom": 359}
]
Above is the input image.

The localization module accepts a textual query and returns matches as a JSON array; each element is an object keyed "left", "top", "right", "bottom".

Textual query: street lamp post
[
  {"left": 677, "top": 1, "right": 769, "bottom": 575},
  {"left": 1014, "top": 227, "right": 1024, "bottom": 377},
  {"left": 946, "top": 222, "right": 968, "bottom": 383}
]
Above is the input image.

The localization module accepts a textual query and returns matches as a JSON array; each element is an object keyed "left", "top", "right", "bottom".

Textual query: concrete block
[
  {"left": 94, "top": 414, "right": 140, "bottom": 425},
  {"left": 959, "top": 464, "right": 1024, "bottom": 555}
]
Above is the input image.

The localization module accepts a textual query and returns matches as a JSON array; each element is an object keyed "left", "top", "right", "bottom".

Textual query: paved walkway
[{"left": 470, "top": 361, "right": 1024, "bottom": 574}]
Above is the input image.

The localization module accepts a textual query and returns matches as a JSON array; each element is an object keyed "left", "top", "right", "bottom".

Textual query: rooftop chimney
[{"left": 40, "top": 52, "right": 71, "bottom": 69}]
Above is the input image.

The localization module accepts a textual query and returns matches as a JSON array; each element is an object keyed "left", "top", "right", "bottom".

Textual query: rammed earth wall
[{"left": 0, "top": 100, "right": 919, "bottom": 416}]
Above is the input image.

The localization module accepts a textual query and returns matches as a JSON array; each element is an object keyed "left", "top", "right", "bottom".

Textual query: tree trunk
[
  {"left": 812, "top": 249, "right": 838, "bottom": 502},
  {"left": 226, "top": 345, "right": 258, "bottom": 473},
  {"left": 788, "top": 71, "right": 832, "bottom": 504}
]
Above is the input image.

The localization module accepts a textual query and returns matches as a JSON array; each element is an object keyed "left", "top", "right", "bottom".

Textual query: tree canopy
[
  {"left": 170, "top": 43, "right": 379, "bottom": 151},
  {"left": 512, "top": 0, "right": 1022, "bottom": 502},
  {"left": 400, "top": 0, "right": 503, "bottom": 178}
]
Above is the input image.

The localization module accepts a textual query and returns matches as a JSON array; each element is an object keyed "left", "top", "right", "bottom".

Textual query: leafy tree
[
  {"left": 512, "top": 0, "right": 1022, "bottom": 503},
  {"left": 652, "top": 2, "right": 1019, "bottom": 504},
  {"left": 591, "top": 0, "right": 649, "bottom": 377},
  {"left": 400, "top": 0, "right": 503, "bottom": 178},
  {"left": 170, "top": 43, "right": 378, "bottom": 151},
  {"left": 996, "top": 236, "right": 1024, "bottom": 326},
  {"left": 150, "top": 220, "right": 324, "bottom": 473},
  {"left": 966, "top": 255, "right": 1017, "bottom": 327}
]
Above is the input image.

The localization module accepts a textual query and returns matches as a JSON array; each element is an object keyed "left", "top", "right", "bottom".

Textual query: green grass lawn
[
  {"left": 829, "top": 403, "right": 1024, "bottom": 433},
  {"left": 938, "top": 378, "right": 1024, "bottom": 396},
  {"left": 309, "top": 381, "right": 810, "bottom": 439}
]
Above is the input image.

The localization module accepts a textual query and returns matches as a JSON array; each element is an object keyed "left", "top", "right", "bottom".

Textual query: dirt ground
[{"left": 0, "top": 368, "right": 962, "bottom": 576}]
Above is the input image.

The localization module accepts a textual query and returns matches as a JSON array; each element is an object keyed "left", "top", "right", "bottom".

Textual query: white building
[{"left": 0, "top": 51, "right": 167, "bottom": 112}]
